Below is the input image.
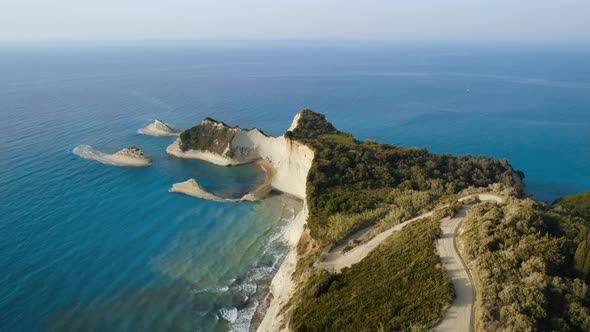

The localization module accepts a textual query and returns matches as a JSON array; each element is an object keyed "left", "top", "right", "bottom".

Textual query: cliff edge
[{"left": 166, "top": 113, "right": 314, "bottom": 200}]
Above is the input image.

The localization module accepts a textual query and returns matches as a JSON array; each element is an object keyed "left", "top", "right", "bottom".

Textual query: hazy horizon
[{"left": 2, "top": 0, "right": 590, "bottom": 42}]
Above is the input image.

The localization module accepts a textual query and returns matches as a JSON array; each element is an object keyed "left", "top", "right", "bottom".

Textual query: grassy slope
[{"left": 291, "top": 217, "right": 453, "bottom": 332}]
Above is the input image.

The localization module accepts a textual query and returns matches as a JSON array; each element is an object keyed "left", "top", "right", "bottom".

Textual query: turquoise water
[{"left": 1, "top": 42, "right": 589, "bottom": 331}]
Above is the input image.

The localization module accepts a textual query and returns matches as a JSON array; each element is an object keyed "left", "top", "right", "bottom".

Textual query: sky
[{"left": 1, "top": 0, "right": 589, "bottom": 41}]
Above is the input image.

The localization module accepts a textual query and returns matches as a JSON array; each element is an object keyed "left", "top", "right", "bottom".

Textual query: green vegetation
[
  {"left": 459, "top": 198, "right": 590, "bottom": 331},
  {"left": 554, "top": 192, "right": 590, "bottom": 219},
  {"left": 177, "top": 110, "right": 590, "bottom": 330},
  {"left": 290, "top": 217, "right": 453, "bottom": 331},
  {"left": 179, "top": 118, "right": 236, "bottom": 155},
  {"left": 288, "top": 110, "right": 338, "bottom": 139},
  {"left": 314, "top": 188, "right": 442, "bottom": 248},
  {"left": 290, "top": 109, "right": 522, "bottom": 248},
  {"left": 575, "top": 238, "right": 590, "bottom": 275},
  {"left": 282, "top": 110, "right": 531, "bottom": 330},
  {"left": 432, "top": 199, "right": 463, "bottom": 221},
  {"left": 554, "top": 192, "right": 590, "bottom": 275}
]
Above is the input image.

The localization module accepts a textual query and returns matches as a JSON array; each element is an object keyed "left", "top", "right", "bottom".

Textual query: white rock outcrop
[
  {"left": 139, "top": 119, "right": 179, "bottom": 136},
  {"left": 166, "top": 113, "right": 313, "bottom": 200},
  {"left": 73, "top": 145, "right": 152, "bottom": 167},
  {"left": 166, "top": 112, "right": 315, "bottom": 331}
]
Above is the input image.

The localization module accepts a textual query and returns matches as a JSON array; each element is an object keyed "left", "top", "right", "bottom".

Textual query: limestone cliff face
[
  {"left": 167, "top": 112, "right": 314, "bottom": 199},
  {"left": 167, "top": 111, "right": 316, "bottom": 331}
]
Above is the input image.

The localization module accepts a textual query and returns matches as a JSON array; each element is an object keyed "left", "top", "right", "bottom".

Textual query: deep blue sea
[{"left": 1, "top": 41, "right": 589, "bottom": 331}]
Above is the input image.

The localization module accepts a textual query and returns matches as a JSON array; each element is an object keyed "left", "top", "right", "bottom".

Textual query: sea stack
[
  {"left": 139, "top": 119, "right": 179, "bottom": 136},
  {"left": 111, "top": 146, "right": 152, "bottom": 166}
]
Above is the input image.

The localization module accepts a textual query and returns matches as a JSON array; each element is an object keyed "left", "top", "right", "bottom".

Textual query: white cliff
[
  {"left": 166, "top": 111, "right": 314, "bottom": 331},
  {"left": 166, "top": 114, "right": 313, "bottom": 200}
]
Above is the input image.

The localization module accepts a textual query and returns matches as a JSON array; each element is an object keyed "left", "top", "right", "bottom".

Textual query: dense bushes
[
  {"left": 289, "top": 109, "right": 338, "bottom": 139},
  {"left": 284, "top": 110, "right": 590, "bottom": 330},
  {"left": 459, "top": 198, "right": 590, "bottom": 331},
  {"left": 291, "top": 110, "right": 521, "bottom": 247},
  {"left": 432, "top": 199, "right": 463, "bottom": 221},
  {"left": 554, "top": 192, "right": 590, "bottom": 219},
  {"left": 290, "top": 217, "right": 453, "bottom": 331},
  {"left": 575, "top": 237, "right": 590, "bottom": 275},
  {"left": 179, "top": 119, "right": 236, "bottom": 154}
]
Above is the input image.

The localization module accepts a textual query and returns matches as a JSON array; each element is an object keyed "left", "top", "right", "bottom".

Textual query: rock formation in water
[
  {"left": 73, "top": 145, "right": 152, "bottom": 167},
  {"left": 111, "top": 146, "right": 152, "bottom": 166},
  {"left": 139, "top": 119, "right": 179, "bottom": 136}
]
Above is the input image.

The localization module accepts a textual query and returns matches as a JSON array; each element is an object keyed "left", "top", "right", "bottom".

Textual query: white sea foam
[
  {"left": 229, "top": 198, "right": 299, "bottom": 332},
  {"left": 229, "top": 300, "right": 259, "bottom": 332},
  {"left": 219, "top": 307, "right": 238, "bottom": 323}
]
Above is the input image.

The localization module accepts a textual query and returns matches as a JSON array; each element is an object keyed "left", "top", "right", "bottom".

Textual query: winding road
[
  {"left": 319, "top": 193, "right": 503, "bottom": 332},
  {"left": 435, "top": 205, "right": 474, "bottom": 332}
]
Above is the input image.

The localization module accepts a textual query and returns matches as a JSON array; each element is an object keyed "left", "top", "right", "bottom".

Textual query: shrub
[
  {"left": 291, "top": 218, "right": 453, "bottom": 331},
  {"left": 459, "top": 199, "right": 590, "bottom": 331}
]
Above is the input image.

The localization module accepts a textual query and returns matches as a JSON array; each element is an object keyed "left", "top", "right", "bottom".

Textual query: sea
[{"left": 1, "top": 41, "right": 589, "bottom": 331}]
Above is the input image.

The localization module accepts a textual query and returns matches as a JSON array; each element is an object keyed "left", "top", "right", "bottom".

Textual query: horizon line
[{"left": 1, "top": 38, "right": 589, "bottom": 45}]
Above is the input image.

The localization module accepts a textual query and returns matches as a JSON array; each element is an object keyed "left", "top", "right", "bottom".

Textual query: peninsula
[{"left": 168, "top": 109, "right": 590, "bottom": 332}]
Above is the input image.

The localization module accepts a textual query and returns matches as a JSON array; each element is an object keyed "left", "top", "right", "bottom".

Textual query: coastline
[
  {"left": 166, "top": 138, "right": 249, "bottom": 166},
  {"left": 165, "top": 112, "right": 315, "bottom": 331},
  {"left": 242, "top": 159, "right": 275, "bottom": 201},
  {"left": 256, "top": 203, "right": 308, "bottom": 332},
  {"left": 168, "top": 159, "right": 276, "bottom": 202}
]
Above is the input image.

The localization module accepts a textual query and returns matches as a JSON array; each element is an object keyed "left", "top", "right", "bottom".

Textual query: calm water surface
[{"left": 1, "top": 42, "right": 589, "bottom": 331}]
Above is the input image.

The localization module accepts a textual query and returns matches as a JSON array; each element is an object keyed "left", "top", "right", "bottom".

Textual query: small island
[
  {"left": 139, "top": 119, "right": 180, "bottom": 137},
  {"left": 73, "top": 145, "right": 152, "bottom": 167}
]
